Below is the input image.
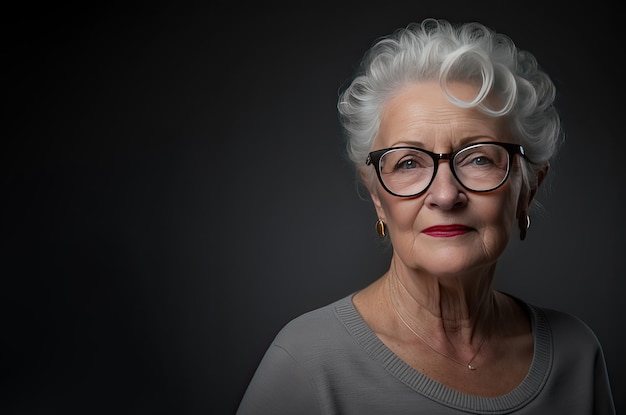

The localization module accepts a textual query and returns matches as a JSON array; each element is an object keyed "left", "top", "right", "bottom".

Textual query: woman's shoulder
[
  {"left": 271, "top": 293, "right": 357, "bottom": 350},
  {"left": 527, "top": 302, "right": 603, "bottom": 349},
  {"left": 501, "top": 292, "right": 600, "bottom": 346}
]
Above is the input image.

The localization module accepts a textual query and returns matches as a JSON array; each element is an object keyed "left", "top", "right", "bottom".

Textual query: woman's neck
[{"left": 387, "top": 258, "right": 497, "bottom": 343}]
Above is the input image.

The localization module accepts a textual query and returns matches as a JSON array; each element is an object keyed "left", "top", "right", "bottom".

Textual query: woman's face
[{"left": 367, "top": 82, "right": 525, "bottom": 278}]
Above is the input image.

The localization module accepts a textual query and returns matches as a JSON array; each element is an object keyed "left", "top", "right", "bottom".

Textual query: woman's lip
[{"left": 422, "top": 225, "right": 472, "bottom": 237}]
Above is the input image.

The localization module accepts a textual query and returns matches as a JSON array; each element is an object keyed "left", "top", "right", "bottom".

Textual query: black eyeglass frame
[{"left": 365, "top": 141, "right": 529, "bottom": 197}]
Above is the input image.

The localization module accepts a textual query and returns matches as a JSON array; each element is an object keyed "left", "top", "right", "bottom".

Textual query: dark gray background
[{"left": 2, "top": 2, "right": 623, "bottom": 414}]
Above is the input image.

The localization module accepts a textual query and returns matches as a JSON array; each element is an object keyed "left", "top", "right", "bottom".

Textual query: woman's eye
[
  {"left": 397, "top": 158, "right": 419, "bottom": 170},
  {"left": 471, "top": 156, "right": 492, "bottom": 166},
  {"left": 457, "top": 153, "right": 494, "bottom": 168}
]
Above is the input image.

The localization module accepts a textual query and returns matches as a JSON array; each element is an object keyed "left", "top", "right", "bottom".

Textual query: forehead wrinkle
[
  {"left": 375, "top": 82, "right": 510, "bottom": 151},
  {"left": 379, "top": 107, "right": 503, "bottom": 151}
]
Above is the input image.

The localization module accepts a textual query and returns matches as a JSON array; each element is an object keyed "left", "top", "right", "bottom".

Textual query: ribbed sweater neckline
[{"left": 334, "top": 294, "right": 552, "bottom": 414}]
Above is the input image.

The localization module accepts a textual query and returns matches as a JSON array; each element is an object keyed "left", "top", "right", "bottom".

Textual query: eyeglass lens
[{"left": 378, "top": 144, "right": 511, "bottom": 196}]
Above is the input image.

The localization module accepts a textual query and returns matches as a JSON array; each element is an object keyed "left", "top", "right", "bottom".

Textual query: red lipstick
[{"left": 422, "top": 225, "right": 471, "bottom": 237}]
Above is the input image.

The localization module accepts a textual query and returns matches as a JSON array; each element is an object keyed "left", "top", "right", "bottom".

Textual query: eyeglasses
[{"left": 365, "top": 142, "right": 528, "bottom": 197}]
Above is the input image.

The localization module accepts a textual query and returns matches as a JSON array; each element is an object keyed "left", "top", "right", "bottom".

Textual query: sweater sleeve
[
  {"left": 236, "top": 343, "right": 322, "bottom": 415},
  {"left": 542, "top": 306, "right": 616, "bottom": 415},
  {"left": 593, "top": 342, "right": 616, "bottom": 415}
]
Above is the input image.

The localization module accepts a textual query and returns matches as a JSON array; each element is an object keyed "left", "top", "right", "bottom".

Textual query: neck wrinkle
[{"left": 388, "top": 258, "right": 496, "bottom": 344}]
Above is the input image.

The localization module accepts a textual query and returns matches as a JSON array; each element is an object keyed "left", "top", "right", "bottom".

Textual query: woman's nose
[{"left": 423, "top": 162, "right": 468, "bottom": 210}]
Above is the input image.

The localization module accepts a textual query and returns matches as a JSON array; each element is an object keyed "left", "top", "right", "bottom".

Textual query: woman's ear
[
  {"left": 518, "top": 163, "right": 549, "bottom": 213},
  {"left": 359, "top": 168, "right": 386, "bottom": 221},
  {"left": 530, "top": 162, "right": 549, "bottom": 203},
  {"left": 516, "top": 162, "right": 549, "bottom": 238}
]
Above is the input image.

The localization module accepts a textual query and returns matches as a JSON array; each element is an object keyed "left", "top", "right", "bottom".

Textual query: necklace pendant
[{"left": 467, "top": 364, "right": 476, "bottom": 370}]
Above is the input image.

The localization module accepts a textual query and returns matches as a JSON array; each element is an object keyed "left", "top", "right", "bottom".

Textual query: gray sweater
[{"left": 237, "top": 293, "right": 615, "bottom": 414}]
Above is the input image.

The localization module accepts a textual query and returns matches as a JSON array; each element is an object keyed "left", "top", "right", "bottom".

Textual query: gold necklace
[{"left": 388, "top": 274, "right": 489, "bottom": 370}]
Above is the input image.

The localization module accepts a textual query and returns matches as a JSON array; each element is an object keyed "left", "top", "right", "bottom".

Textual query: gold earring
[{"left": 375, "top": 219, "right": 386, "bottom": 238}]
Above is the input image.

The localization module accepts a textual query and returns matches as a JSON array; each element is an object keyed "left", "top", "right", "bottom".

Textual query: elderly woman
[{"left": 237, "top": 18, "right": 615, "bottom": 414}]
